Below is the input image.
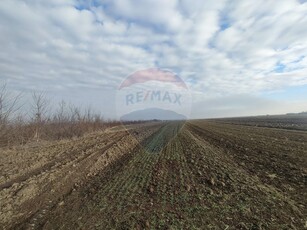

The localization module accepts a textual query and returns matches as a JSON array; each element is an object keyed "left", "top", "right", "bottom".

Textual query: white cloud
[
  {"left": 107, "top": 0, "right": 185, "bottom": 31},
  {"left": 0, "top": 0, "right": 306, "bottom": 118}
]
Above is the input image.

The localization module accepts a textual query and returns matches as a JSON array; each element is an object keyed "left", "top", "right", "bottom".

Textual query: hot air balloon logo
[{"left": 116, "top": 68, "right": 191, "bottom": 121}]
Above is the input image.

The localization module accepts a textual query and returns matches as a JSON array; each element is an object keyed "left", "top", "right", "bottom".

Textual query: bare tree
[
  {"left": 0, "top": 82, "right": 22, "bottom": 146},
  {"left": 55, "top": 100, "right": 68, "bottom": 123},
  {"left": 0, "top": 83, "right": 22, "bottom": 125},
  {"left": 31, "top": 91, "right": 50, "bottom": 141}
]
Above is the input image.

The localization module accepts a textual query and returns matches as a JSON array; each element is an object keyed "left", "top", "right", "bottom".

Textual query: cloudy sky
[{"left": 0, "top": 0, "right": 307, "bottom": 119}]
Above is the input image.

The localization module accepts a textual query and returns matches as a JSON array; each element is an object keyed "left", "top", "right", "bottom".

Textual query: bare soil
[{"left": 0, "top": 120, "right": 306, "bottom": 229}]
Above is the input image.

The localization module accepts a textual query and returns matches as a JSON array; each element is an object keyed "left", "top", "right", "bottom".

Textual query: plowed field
[{"left": 1, "top": 120, "right": 306, "bottom": 229}]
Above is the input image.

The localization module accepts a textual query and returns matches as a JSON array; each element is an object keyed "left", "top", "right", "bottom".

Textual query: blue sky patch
[{"left": 274, "top": 62, "right": 286, "bottom": 73}]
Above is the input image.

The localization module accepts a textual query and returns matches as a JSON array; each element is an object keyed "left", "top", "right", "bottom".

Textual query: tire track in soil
[
  {"left": 10, "top": 123, "right": 165, "bottom": 229},
  {"left": 29, "top": 122, "right": 182, "bottom": 229},
  {"left": 10, "top": 131, "right": 129, "bottom": 230},
  {"left": 0, "top": 132, "right": 120, "bottom": 190},
  {"left": 2, "top": 123, "right": 163, "bottom": 229},
  {"left": 7, "top": 121, "right": 306, "bottom": 229},
  {"left": 1, "top": 132, "right": 126, "bottom": 229}
]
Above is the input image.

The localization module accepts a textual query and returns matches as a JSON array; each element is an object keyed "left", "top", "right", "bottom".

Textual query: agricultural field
[
  {"left": 1, "top": 0, "right": 307, "bottom": 229},
  {"left": 0, "top": 119, "right": 306, "bottom": 229},
  {"left": 215, "top": 114, "right": 307, "bottom": 131}
]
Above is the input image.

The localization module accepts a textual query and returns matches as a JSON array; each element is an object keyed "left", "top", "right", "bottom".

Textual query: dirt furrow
[
  {"left": 0, "top": 133, "right": 122, "bottom": 191},
  {"left": 1, "top": 121, "right": 306, "bottom": 229},
  {"left": 6, "top": 123, "right": 164, "bottom": 229}
]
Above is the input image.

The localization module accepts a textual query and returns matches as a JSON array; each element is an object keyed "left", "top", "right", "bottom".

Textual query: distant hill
[
  {"left": 120, "top": 108, "right": 187, "bottom": 121},
  {"left": 286, "top": 111, "right": 307, "bottom": 115}
]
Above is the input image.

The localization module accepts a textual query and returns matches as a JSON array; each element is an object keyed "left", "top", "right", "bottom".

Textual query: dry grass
[{"left": 0, "top": 83, "right": 127, "bottom": 148}]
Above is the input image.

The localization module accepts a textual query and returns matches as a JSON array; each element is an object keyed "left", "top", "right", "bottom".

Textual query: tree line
[{"left": 0, "top": 83, "right": 121, "bottom": 147}]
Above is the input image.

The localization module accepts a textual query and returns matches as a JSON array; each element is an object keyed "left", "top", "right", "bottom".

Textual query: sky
[{"left": 0, "top": 0, "right": 307, "bottom": 119}]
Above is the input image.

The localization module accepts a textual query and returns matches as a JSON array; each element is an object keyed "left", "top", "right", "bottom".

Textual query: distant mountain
[{"left": 120, "top": 108, "right": 187, "bottom": 121}]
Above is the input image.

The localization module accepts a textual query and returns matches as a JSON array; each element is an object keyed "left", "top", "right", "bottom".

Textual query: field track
[{"left": 1, "top": 121, "right": 306, "bottom": 229}]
